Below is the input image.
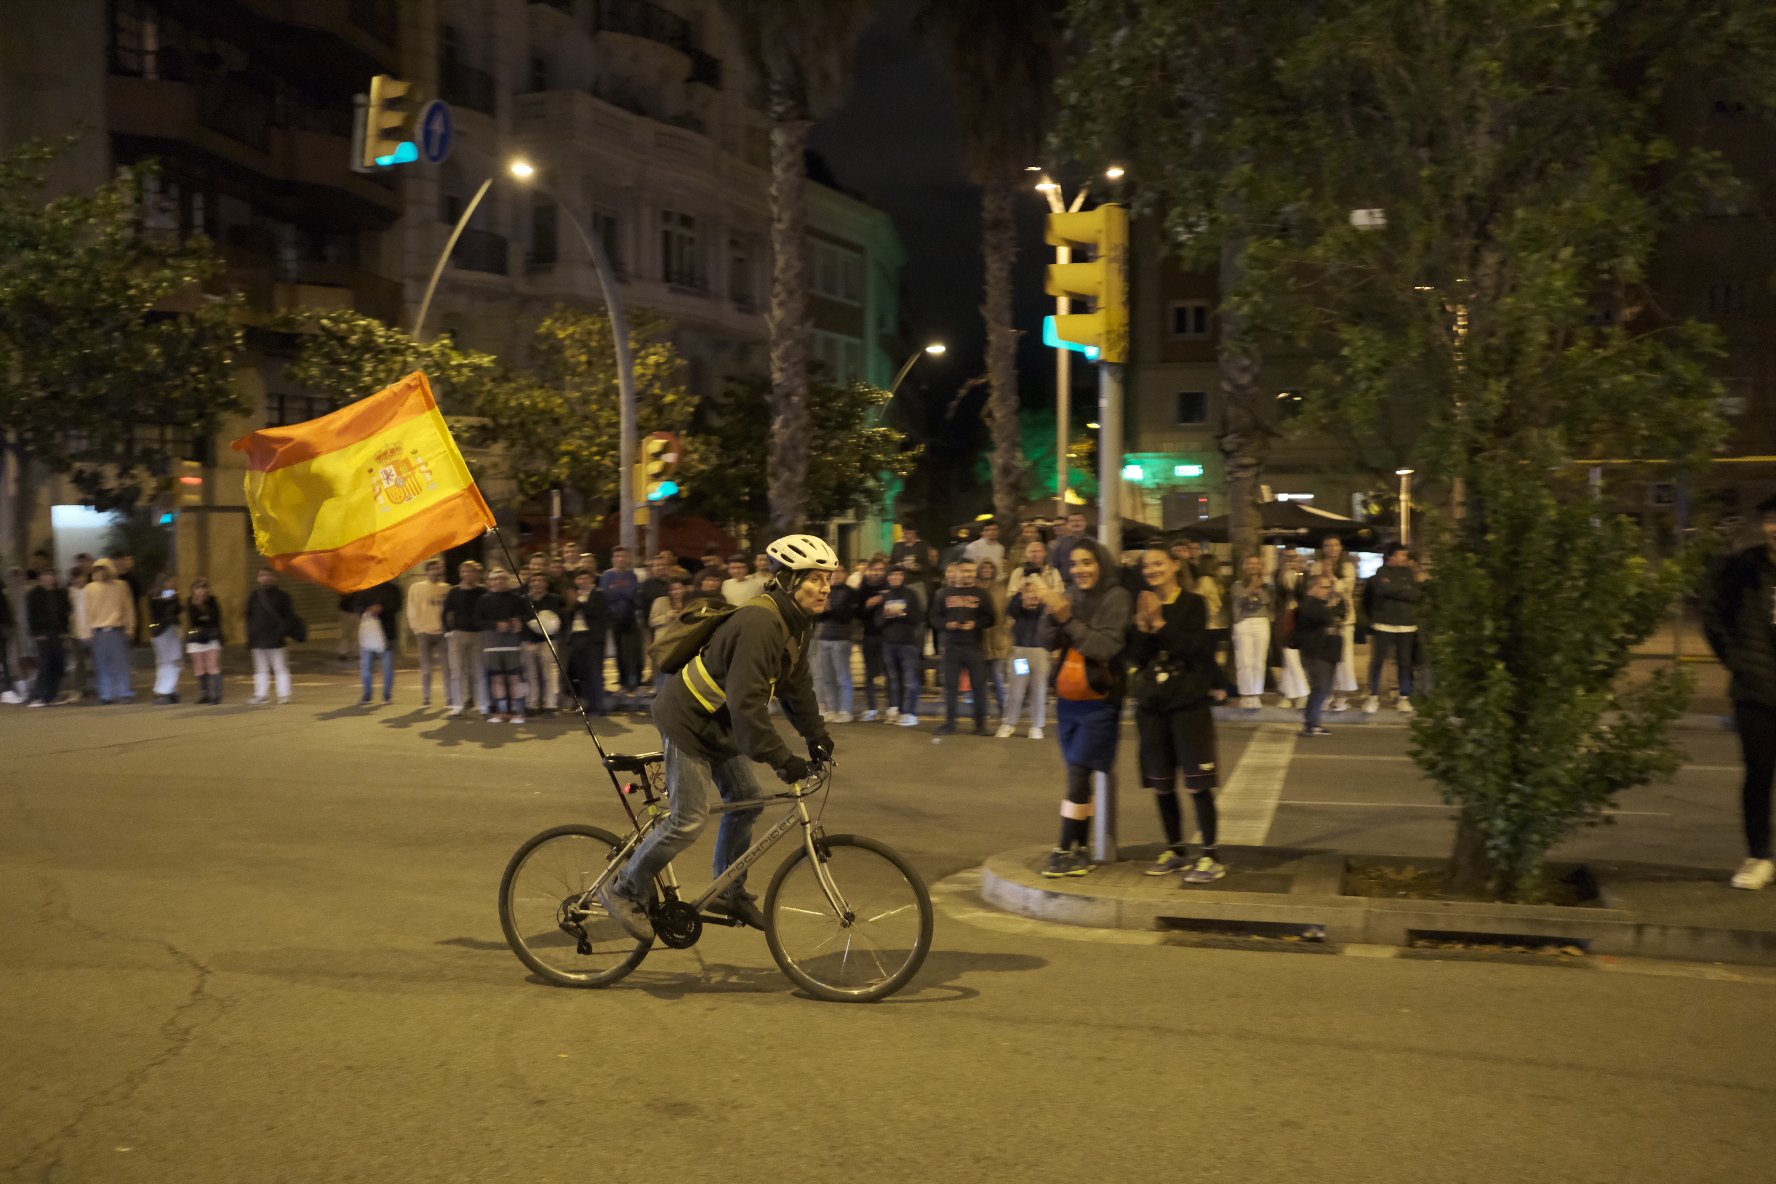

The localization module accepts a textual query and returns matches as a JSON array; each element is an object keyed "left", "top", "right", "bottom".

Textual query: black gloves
[
  {"left": 777, "top": 756, "right": 812, "bottom": 785},
  {"left": 808, "top": 734, "right": 835, "bottom": 764}
]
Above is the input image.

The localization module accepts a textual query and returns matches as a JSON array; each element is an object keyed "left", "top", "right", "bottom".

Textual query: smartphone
[
  {"left": 1013, "top": 657, "right": 1030, "bottom": 676},
  {"left": 161, "top": 589, "right": 177, "bottom": 599}
]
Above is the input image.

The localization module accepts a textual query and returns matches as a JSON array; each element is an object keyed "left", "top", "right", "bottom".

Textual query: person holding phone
[
  {"left": 999, "top": 566, "right": 1051, "bottom": 739},
  {"left": 148, "top": 574, "right": 184, "bottom": 704},
  {"left": 184, "top": 577, "right": 225, "bottom": 704}
]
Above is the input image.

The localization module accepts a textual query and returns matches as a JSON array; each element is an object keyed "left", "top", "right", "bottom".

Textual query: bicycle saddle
[{"left": 604, "top": 752, "right": 664, "bottom": 775}]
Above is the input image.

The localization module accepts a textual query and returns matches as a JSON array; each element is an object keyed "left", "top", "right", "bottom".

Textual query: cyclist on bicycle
[{"left": 600, "top": 533, "right": 838, "bottom": 938}]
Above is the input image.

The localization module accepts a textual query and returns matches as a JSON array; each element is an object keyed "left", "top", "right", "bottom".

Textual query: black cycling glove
[
  {"left": 777, "top": 755, "right": 812, "bottom": 784},
  {"left": 808, "top": 734, "right": 835, "bottom": 764}
]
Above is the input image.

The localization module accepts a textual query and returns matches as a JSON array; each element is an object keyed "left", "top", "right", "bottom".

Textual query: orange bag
[{"left": 1055, "top": 648, "right": 1108, "bottom": 701}]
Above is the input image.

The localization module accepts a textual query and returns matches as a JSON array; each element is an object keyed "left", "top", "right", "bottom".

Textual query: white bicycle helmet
[{"left": 765, "top": 533, "right": 840, "bottom": 573}]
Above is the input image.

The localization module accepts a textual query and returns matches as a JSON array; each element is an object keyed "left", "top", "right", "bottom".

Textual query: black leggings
[
  {"left": 1058, "top": 764, "right": 1095, "bottom": 849},
  {"left": 1737, "top": 701, "right": 1776, "bottom": 860},
  {"left": 1136, "top": 704, "right": 1220, "bottom": 853}
]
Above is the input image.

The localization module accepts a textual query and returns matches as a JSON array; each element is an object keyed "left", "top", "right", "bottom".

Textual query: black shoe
[
  {"left": 708, "top": 893, "right": 767, "bottom": 930},
  {"left": 972, "top": 724, "right": 990, "bottom": 736},
  {"left": 934, "top": 724, "right": 957, "bottom": 736}
]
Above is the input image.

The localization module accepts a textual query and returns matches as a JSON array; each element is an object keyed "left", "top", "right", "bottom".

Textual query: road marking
[
  {"left": 1279, "top": 800, "right": 1670, "bottom": 817},
  {"left": 1216, "top": 723, "right": 1299, "bottom": 846}
]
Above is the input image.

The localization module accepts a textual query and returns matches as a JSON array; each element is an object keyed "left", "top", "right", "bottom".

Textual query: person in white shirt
[
  {"left": 962, "top": 520, "right": 1007, "bottom": 570},
  {"left": 720, "top": 554, "right": 768, "bottom": 606},
  {"left": 406, "top": 558, "right": 451, "bottom": 708}
]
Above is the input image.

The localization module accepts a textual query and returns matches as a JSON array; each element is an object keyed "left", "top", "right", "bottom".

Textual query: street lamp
[
  {"left": 889, "top": 342, "right": 946, "bottom": 398},
  {"left": 1397, "top": 468, "right": 1415, "bottom": 546},
  {"left": 412, "top": 158, "right": 538, "bottom": 342}
]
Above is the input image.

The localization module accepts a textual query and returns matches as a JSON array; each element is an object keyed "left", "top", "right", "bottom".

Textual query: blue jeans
[
  {"left": 616, "top": 738, "right": 766, "bottom": 901},
  {"left": 885, "top": 642, "right": 921, "bottom": 715},
  {"left": 814, "top": 638, "right": 854, "bottom": 715},
  {"left": 89, "top": 628, "right": 132, "bottom": 702},
  {"left": 1368, "top": 630, "right": 1416, "bottom": 698},
  {"left": 360, "top": 647, "right": 394, "bottom": 700}
]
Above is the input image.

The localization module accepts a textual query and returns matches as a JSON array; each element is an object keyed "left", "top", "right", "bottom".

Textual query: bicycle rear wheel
[
  {"left": 763, "top": 833, "right": 933, "bottom": 1002},
  {"left": 499, "top": 824, "right": 651, "bottom": 987}
]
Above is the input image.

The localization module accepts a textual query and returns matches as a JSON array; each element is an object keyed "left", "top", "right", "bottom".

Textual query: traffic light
[
  {"left": 361, "top": 75, "right": 419, "bottom": 169},
  {"left": 1044, "top": 204, "right": 1129, "bottom": 364},
  {"left": 176, "top": 459, "right": 205, "bottom": 507},
  {"left": 641, "top": 431, "right": 682, "bottom": 502}
]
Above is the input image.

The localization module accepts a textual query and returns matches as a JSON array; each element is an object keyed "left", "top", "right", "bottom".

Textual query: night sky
[{"left": 809, "top": 0, "right": 1059, "bottom": 524}]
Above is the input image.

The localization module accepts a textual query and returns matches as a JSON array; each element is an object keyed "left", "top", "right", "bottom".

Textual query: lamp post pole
[
  {"left": 880, "top": 342, "right": 944, "bottom": 553},
  {"left": 412, "top": 177, "right": 493, "bottom": 341},
  {"left": 1397, "top": 468, "right": 1414, "bottom": 546}
]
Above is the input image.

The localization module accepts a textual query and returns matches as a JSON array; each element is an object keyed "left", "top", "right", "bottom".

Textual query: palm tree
[
  {"left": 726, "top": 0, "right": 877, "bottom": 536},
  {"left": 917, "top": 0, "right": 1061, "bottom": 529}
]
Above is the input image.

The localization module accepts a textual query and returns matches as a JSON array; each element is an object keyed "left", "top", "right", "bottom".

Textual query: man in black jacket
[
  {"left": 929, "top": 559, "right": 997, "bottom": 736},
  {"left": 1704, "top": 494, "right": 1776, "bottom": 890},
  {"left": 563, "top": 568, "right": 607, "bottom": 714},
  {"left": 246, "top": 568, "right": 302, "bottom": 705},
  {"left": 1296, "top": 574, "right": 1348, "bottom": 737},
  {"left": 600, "top": 534, "right": 837, "bottom": 938},
  {"left": 25, "top": 568, "right": 71, "bottom": 707}
]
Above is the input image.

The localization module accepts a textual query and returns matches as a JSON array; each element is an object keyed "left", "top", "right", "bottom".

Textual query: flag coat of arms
[{"left": 232, "top": 372, "right": 495, "bottom": 593}]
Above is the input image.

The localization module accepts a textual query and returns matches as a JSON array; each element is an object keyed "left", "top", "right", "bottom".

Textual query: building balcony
[
  {"left": 595, "top": 0, "right": 692, "bottom": 52},
  {"left": 440, "top": 59, "right": 497, "bottom": 116},
  {"left": 529, "top": 0, "right": 573, "bottom": 11}
]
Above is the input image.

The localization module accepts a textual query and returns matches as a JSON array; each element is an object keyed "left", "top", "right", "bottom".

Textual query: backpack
[{"left": 648, "top": 593, "right": 790, "bottom": 675}]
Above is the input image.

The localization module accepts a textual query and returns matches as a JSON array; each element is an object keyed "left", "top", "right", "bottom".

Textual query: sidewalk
[{"left": 980, "top": 843, "right": 1776, "bottom": 967}]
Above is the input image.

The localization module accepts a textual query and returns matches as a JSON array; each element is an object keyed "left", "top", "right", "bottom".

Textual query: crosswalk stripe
[{"left": 1216, "top": 722, "right": 1299, "bottom": 845}]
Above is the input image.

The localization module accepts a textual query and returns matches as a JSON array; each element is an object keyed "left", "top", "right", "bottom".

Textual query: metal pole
[
  {"left": 1091, "top": 360, "right": 1124, "bottom": 865},
  {"left": 553, "top": 195, "right": 639, "bottom": 557},
  {"left": 1055, "top": 251, "right": 1072, "bottom": 520},
  {"left": 1398, "top": 471, "right": 1413, "bottom": 546},
  {"left": 413, "top": 176, "right": 493, "bottom": 341}
]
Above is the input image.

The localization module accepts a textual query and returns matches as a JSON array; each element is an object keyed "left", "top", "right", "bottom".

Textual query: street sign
[{"left": 418, "top": 101, "right": 453, "bottom": 164}]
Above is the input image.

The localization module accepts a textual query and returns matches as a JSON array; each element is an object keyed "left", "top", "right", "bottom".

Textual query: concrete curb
[{"left": 981, "top": 846, "right": 1776, "bottom": 967}]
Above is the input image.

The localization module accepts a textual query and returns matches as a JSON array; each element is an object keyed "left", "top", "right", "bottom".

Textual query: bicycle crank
[{"left": 652, "top": 900, "right": 703, "bottom": 949}]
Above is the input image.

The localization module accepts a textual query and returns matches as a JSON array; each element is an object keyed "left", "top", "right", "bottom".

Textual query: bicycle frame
[{"left": 590, "top": 780, "right": 854, "bottom": 923}]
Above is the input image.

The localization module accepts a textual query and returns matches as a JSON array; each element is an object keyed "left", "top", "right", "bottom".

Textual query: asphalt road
[{"left": 4, "top": 678, "right": 1773, "bottom": 1183}]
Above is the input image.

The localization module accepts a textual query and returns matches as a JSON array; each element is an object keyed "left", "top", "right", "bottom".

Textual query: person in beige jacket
[
  {"left": 406, "top": 558, "right": 451, "bottom": 708},
  {"left": 83, "top": 559, "right": 136, "bottom": 703}
]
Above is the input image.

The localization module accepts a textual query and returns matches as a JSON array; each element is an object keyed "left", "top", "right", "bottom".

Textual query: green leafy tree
[
  {"left": 279, "top": 308, "right": 500, "bottom": 413},
  {"left": 0, "top": 142, "right": 245, "bottom": 547},
  {"left": 1060, "top": 0, "right": 1774, "bottom": 899},
  {"left": 975, "top": 408, "right": 1097, "bottom": 504},
  {"left": 473, "top": 307, "right": 696, "bottom": 521},
  {"left": 686, "top": 373, "right": 919, "bottom": 538},
  {"left": 917, "top": 0, "right": 1061, "bottom": 528},
  {"left": 726, "top": 0, "right": 877, "bottom": 536}
]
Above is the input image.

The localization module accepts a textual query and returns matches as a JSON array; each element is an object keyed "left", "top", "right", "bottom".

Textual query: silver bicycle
[{"left": 498, "top": 754, "right": 934, "bottom": 1002}]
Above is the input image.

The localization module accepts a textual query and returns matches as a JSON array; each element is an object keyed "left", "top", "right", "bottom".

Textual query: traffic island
[{"left": 979, "top": 845, "right": 1776, "bottom": 967}]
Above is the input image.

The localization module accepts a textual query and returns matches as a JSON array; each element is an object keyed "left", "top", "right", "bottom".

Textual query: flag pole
[{"left": 490, "top": 527, "right": 640, "bottom": 824}]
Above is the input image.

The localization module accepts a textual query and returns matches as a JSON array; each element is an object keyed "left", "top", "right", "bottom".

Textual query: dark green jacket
[
  {"left": 652, "top": 587, "right": 827, "bottom": 772},
  {"left": 1704, "top": 546, "right": 1776, "bottom": 708}
]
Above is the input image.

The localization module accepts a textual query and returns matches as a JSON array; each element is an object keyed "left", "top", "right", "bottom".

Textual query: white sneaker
[
  {"left": 886, "top": 707, "right": 899, "bottom": 722},
  {"left": 1028, "top": 726, "right": 1044, "bottom": 740},
  {"left": 1363, "top": 696, "right": 1380, "bottom": 714},
  {"left": 830, "top": 711, "right": 854, "bottom": 724},
  {"left": 995, "top": 724, "right": 1014, "bottom": 739},
  {"left": 247, "top": 695, "right": 269, "bottom": 705},
  {"left": 1730, "top": 858, "right": 1775, "bottom": 890},
  {"left": 1328, "top": 696, "right": 1349, "bottom": 713},
  {"left": 898, "top": 714, "right": 919, "bottom": 727},
  {"left": 1397, "top": 696, "right": 1415, "bottom": 715},
  {"left": 0, "top": 690, "right": 22, "bottom": 705},
  {"left": 861, "top": 709, "right": 879, "bottom": 722},
  {"left": 509, "top": 715, "right": 526, "bottom": 725},
  {"left": 446, "top": 705, "right": 464, "bottom": 717}
]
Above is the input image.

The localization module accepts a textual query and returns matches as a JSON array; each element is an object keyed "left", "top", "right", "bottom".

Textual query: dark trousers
[
  {"left": 32, "top": 634, "right": 65, "bottom": 704},
  {"left": 860, "top": 637, "right": 885, "bottom": 711},
  {"left": 1368, "top": 629, "right": 1416, "bottom": 698},
  {"left": 1305, "top": 656, "right": 1335, "bottom": 729},
  {"left": 941, "top": 643, "right": 988, "bottom": 729},
  {"left": 1736, "top": 701, "right": 1776, "bottom": 860},
  {"left": 612, "top": 625, "right": 642, "bottom": 690},
  {"left": 567, "top": 632, "right": 607, "bottom": 713}
]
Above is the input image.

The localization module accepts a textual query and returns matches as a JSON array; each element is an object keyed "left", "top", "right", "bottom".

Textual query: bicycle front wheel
[
  {"left": 499, "top": 824, "right": 651, "bottom": 988},
  {"left": 764, "top": 834, "right": 933, "bottom": 1002}
]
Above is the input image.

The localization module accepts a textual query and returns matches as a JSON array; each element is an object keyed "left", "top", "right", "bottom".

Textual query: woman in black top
[
  {"left": 1128, "top": 548, "right": 1230, "bottom": 882},
  {"left": 184, "top": 578, "right": 226, "bottom": 704}
]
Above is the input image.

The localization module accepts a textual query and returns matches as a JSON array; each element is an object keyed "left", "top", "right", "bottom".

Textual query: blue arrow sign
[{"left": 418, "top": 101, "right": 453, "bottom": 164}]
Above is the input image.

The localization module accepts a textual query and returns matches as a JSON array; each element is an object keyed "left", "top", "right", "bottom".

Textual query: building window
[
  {"left": 1177, "top": 391, "right": 1208, "bottom": 425},
  {"left": 1170, "top": 301, "right": 1210, "bottom": 339},
  {"left": 840, "top": 253, "right": 862, "bottom": 303},
  {"left": 812, "top": 242, "right": 863, "bottom": 305},
  {"left": 841, "top": 339, "right": 863, "bottom": 385},
  {"left": 730, "top": 237, "right": 756, "bottom": 310},
  {"left": 592, "top": 208, "right": 625, "bottom": 277},
  {"left": 661, "top": 209, "right": 702, "bottom": 290},
  {"left": 112, "top": 0, "right": 163, "bottom": 79},
  {"left": 530, "top": 193, "right": 558, "bottom": 267},
  {"left": 528, "top": 54, "right": 550, "bottom": 93},
  {"left": 1708, "top": 282, "right": 1748, "bottom": 315},
  {"left": 265, "top": 392, "right": 333, "bottom": 428}
]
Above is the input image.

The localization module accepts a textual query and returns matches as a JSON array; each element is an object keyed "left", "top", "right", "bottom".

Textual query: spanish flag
[{"left": 232, "top": 372, "right": 495, "bottom": 593}]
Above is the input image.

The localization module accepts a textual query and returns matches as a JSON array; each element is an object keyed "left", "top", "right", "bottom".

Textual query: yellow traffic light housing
[
  {"left": 1045, "top": 204, "right": 1129, "bottom": 364},
  {"left": 641, "top": 431, "right": 682, "bottom": 502},
  {"left": 176, "top": 458, "right": 205, "bottom": 506},
  {"left": 361, "top": 74, "right": 418, "bottom": 169}
]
